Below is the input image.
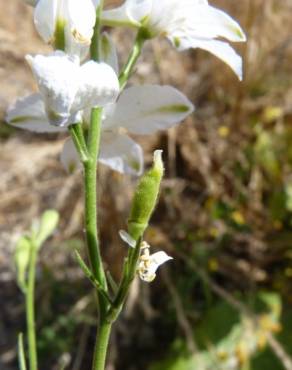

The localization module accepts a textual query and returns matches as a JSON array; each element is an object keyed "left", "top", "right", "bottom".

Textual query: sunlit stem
[
  {"left": 88, "top": 12, "right": 149, "bottom": 370},
  {"left": 91, "top": 0, "right": 105, "bottom": 62},
  {"left": 25, "top": 241, "right": 38, "bottom": 370},
  {"left": 107, "top": 238, "right": 142, "bottom": 322},
  {"left": 119, "top": 29, "right": 148, "bottom": 90},
  {"left": 69, "top": 124, "right": 90, "bottom": 163}
]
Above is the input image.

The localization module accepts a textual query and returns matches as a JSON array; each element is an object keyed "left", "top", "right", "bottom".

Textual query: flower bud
[{"left": 128, "top": 150, "right": 164, "bottom": 240}]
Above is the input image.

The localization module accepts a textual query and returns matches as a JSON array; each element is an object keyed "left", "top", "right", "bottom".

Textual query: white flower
[
  {"left": 120, "top": 234, "right": 173, "bottom": 282},
  {"left": 34, "top": 0, "right": 96, "bottom": 57},
  {"left": 24, "top": 51, "right": 119, "bottom": 127},
  {"left": 138, "top": 242, "right": 173, "bottom": 283},
  {"left": 7, "top": 83, "right": 193, "bottom": 175},
  {"left": 138, "top": 248, "right": 172, "bottom": 282},
  {"left": 102, "top": 0, "right": 246, "bottom": 79}
]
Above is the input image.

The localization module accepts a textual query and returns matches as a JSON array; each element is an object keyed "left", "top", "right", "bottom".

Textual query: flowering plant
[{"left": 6, "top": 1, "right": 245, "bottom": 369}]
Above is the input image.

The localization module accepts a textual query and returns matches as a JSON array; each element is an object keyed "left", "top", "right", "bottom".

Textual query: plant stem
[
  {"left": 91, "top": 321, "right": 112, "bottom": 370},
  {"left": 26, "top": 243, "right": 38, "bottom": 370},
  {"left": 18, "top": 333, "right": 27, "bottom": 370},
  {"left": 84, "top": 108, "right": 106, "bottom": 289},
  {"left": 69, "top": 123, "right": 89, "bottom": 163},
  {"left": 119, "top": 31, "right": 147, "bottom": 90},
  {"left": 91, "top": 0, "right": 105, "bottom": 62},
  {"left": 108, "top": 239, "right": 142, "bottom": 322},
  {"left": 87, "top": 12, "right": 148, "bottom": 370}
]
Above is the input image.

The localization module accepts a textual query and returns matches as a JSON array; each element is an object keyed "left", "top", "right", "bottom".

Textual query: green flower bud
[
  {"left": 128, "top": 150, "right": 164, "bottom": 241},
  {"left": 36, "top": 210, "right": 59, "bottom": 247}
]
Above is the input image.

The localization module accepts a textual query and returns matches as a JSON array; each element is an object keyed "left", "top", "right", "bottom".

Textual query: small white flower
[
  {"left": 119, "top": 234, "right": 173, "bottom": 282},
  {"left": 138, "top": 242, "right": 173, "bottom": 282},
  {"left": 7, "top": 83, "right": 193, "bottom": 175},
  {"left": 102, "top": 0, "right": 246, "bottom": 79},
  {"left": 34, "top": 0, "right": 96, "bottom": 57},
  {"left": 25, "top": 51, "right": 119, "bottom": 127}
]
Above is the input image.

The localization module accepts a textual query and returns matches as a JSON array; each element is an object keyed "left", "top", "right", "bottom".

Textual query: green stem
[
  {"left": 69, "top": 123, "right": 89, "bottom": 163},
  {"left": 92, "top": 321, "right": 112, "bottom": 370},
  {"left": 83, "top": 121, "right": 106, "bottom": 289},
  {"left": 87, "top": 13, "right": 148, "bottom": 370},
  {"left": 107, "top": 239, "right": 142, "bottom": 322},
  {"left": 26, "top": 243, "right": 38, "bottom": 370},
  {"left": 119, "top": 30, "right": 147, "bottom": 90},
  {"left": 90, "top": 0, "right": 105, "bottom": 62},
  {"left": 84, "top": 107, "right": 108, "bottom": 302}
]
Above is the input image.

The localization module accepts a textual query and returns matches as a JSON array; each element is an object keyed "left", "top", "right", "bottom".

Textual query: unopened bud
[{"left": 128, "top": 150, "right": 164, "bottom": 241}]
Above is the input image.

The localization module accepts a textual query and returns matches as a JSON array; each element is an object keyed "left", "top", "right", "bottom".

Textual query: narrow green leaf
[{"left": 74, "top": 250, "right": 112, "bottom": 304}]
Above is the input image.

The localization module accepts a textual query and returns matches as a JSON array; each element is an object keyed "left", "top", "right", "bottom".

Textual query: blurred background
[{"left": 1, "top": 0, "right": 292, "bottom": 369}]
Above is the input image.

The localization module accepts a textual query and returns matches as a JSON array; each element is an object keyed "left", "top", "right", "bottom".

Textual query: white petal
[
  {"left": 34, "top": 0, "right": 58, "bottom": 43},
  {"left": 119, "top": 230, "right": 136, "bottom": 248},
  {"left": 102, "top": 0, "right": 151, "bottom": 27},
  {"left": 34, "top": 0, "right": 96, "bottom": 57},
  {"left": 105, "top": 85, "right": 194, "bottom": 134},
  {"left": 74, "top": 61, "right": 120, "bottom": 110},
  {"left": 92, "top": 0, "right": 100, "bottom": 8},
  {"left": 153, "top": 2, "right": 245, "bottom": 43},
  {"left": 67, "top": 0, "right": 96, "bottom": 43},
  {"left": 150, "top": 251, "right": 173, "bottom": 267},
  {"left": 125, "top": 0, "right": 152, "bottom": 24},
  {"left": 100, "top": 33, "right": 119, "bottom": 74},
  {"left": 99, "top": 131, "right": 143, "bottom": 175},
  {"left": 180, "top": 39, "right": 243, "bottom": 80},
  {"left": 60, "top": 138, "right": 81, "bottom": 173},
  {"left": 139, "top": 250, "right": 173, "bottom": 282},
  {"left": 187, "top": 5, "right": 246, "bottom": 42},
  {"left": 6, "top": 94, "right": 65, "bottom": 133},
  {"left": 26, "top": 52, "right": 80, "bottom": 126}
]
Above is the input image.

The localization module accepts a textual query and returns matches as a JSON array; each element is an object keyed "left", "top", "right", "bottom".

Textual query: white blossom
[
  {"left": 102, "top": 0, "right": 246, "bottom": 79},
  {"left": 138, "top": 248, "right": 172, "bottom": 282},
  {"left": 120, "top": 235, "right": 173, "bottom": 282},
  {"left": 24, "top": 51, "right": 119, "bottom": 127},
  {"left": 34, "top": 0, "right": 96, "bottom": 57},
  {"left": 7, "top": 84, "right": 193, "bottom": 175}
]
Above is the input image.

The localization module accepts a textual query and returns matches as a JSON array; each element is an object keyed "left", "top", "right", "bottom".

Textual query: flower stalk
[
  {"left": 119, "top": 29, "right": 148, "bottom": 89},
  {"left": 25, "top": 240, "right": 38, "bottom": 370},
  {"left": 91, "top": 0, "right": 105, "bottom": 62}
]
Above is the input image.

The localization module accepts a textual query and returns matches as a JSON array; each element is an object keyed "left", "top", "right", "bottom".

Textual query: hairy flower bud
[{"left": 128, "top": 150, "right": 164, "bottom": 240}]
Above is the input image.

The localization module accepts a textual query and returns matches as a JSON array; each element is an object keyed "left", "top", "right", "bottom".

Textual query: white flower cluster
[
  {"left": 103, "top": 0, "right": 246, "bottom": 79},
  {"left": 6, "top": 0, "right": 245, "bottom": 280}
]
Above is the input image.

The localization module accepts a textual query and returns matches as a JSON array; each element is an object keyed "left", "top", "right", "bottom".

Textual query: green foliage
[{"left": 150, "top": 293, "right": 286, "bottom": 370}]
